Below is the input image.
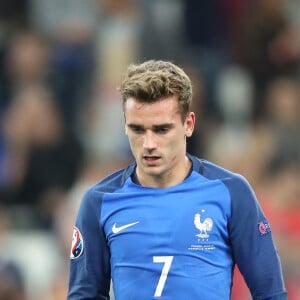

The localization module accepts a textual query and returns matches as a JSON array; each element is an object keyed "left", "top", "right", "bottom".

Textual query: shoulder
[
  {"left": 192, "top": 157, "right": 261, "bottom": 226},
  {"left": 76, "top": 164, "right": 135, "bottom": 217},
  {"left": 201, "top": 159, "right": 238, "bottom": 180},
  {"left": 190, "top": 154, "right": 254, "bottom": 197},
  {"left": 203, "top": 159, "right": 249, "bottom": 185},
  {"left": 86, "top": 163, "right": 135, "bottom": 197},
  {"left": 191, "top": 154, "right": 247, "bottom": 184}
]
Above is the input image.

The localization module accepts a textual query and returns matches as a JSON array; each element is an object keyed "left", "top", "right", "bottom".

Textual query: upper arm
[
  {"left": 226, "top": 175, "right": 287, "bottom": 300},
  {"left": 67, "top": 188, "right": 111, "bottom": 300}
]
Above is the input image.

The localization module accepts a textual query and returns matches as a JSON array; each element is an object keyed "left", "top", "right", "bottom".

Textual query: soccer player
[{"left": 67, "top": 60, "right": 287, "bottom": 299}]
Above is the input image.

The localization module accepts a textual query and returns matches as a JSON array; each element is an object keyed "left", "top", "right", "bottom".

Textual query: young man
[{"left": 67, "top": 60, "right": 287, "bottom": 299}]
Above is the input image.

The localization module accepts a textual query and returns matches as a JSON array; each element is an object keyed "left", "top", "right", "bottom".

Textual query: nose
[{"left": 143, "top": 130, "right": 156, "bottom": 150}]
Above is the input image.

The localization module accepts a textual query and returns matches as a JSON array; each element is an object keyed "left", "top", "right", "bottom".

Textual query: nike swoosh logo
[{"left": 112, "top": 222, "right": 139, "bottom": 234}]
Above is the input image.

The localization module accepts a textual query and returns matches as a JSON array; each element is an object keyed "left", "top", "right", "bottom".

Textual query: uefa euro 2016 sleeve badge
[
  {"left": 258, "top": 220, "right": 271, "bottom": 236},
  {"left": 70, "top": 226, "right": 84, "bottom": 259}
]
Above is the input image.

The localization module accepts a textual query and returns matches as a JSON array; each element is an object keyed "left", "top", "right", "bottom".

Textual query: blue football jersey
[{"left": 67, "top": 154, "right": 287, "bottom": 300}]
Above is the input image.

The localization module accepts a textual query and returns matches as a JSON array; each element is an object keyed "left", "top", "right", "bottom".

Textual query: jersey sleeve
[
  {"left": 67, "top": 187, "right": 111, "bottom": 300},
  {"left": 226, "top": 175, "right": 287, "bottom": 300}
]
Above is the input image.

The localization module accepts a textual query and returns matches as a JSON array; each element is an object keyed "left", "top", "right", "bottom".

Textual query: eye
[
  {"left": 129, "top": 125, "right": 145, "bottom": 134},
  {"left": 154, "top": 127, "right": 170, "bottom": 134}
]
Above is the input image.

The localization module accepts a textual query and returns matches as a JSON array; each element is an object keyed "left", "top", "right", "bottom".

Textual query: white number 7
[{"left": 153, "top": 256, "right": 174, "bottom": 297}]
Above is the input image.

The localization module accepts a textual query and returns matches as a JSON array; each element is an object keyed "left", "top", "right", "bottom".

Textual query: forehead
[{"left": 124, "top": 96, "right": 181, "bottom": 123}]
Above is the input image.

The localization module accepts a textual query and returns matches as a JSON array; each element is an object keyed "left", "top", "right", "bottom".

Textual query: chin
[{"left": 142, "top": 164, "right": 162, "bottom": 175}]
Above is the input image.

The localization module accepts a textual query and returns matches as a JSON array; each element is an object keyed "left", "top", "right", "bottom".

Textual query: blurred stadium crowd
[{"left": 0, "top": 0, "right": 300, "bottom": 299}]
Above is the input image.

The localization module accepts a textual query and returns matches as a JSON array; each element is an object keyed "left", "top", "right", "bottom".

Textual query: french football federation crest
[
  {"left": 194, "top": 211, "right": 213, "bottom": 238},
  {"left": 70, "top": 226, "right": 84, "bottom": 259}
]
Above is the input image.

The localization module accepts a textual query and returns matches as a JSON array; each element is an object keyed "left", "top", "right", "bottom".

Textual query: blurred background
[{"left": 0, "top": 0, "right": 299, "bottom": 299}]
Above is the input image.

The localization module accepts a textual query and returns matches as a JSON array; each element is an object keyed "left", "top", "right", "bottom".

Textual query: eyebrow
[
  {"left": 153, "top": 123, "right": 174, "bottom": 130},
  {"left": 127, "top": 123, "right": 175, "bottom": 130}
]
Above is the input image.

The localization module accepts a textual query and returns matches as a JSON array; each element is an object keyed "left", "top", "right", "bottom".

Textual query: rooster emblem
[{"left": 194, "top": 212, "right": 213, "bottom": 238}]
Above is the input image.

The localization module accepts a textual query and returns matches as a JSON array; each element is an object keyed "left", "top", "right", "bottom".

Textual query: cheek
[
  {"left": 127, "top": 134, "right": 142, "bottom": 151},
  {"left": 167, "top": 132, "right": 185, "bottom": 151}
]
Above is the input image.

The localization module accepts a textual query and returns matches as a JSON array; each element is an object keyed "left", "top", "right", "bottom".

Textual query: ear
[{"left": 184, "top": 112, "right": 195, "bottom": 137}]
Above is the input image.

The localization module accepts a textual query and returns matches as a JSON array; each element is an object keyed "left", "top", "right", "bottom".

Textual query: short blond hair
[{"left": 119, "top": 60, "right": 193, "bottom": 120}]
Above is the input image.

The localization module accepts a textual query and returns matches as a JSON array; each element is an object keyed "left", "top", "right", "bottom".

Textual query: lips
[
  {"left": 144, "top": 156, "right": 160, "bottom": 161},
  {"left": 143, "top": 155, "right": 161, "bottom": 165}
]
